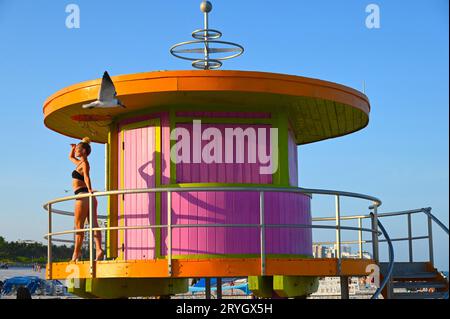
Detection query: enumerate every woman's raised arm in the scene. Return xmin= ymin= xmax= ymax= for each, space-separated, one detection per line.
xmin=69 ymin=144 xmax=79 ymax=165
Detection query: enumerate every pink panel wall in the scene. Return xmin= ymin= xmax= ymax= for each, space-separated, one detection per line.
xmin=118 ymin=113 xmax=171 ymax=185
xmin=118 ymin=112 xmax=312 ymax=260
xmin=175 ymin=123 xmax=273 ymax=184
xmin=120 ymin=125 xmax=156 ymax=260
xmin=159 ymin=191 xmax=312 ymax=256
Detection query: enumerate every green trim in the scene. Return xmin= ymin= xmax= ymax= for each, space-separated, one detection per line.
xmin=106 ymin=132 xmax=110 ymax=190
xmin=248 ymin=275 xmax=319 ymax=298
xmin=144 ymin=183 xmax=312 ymax=198
xmin=160 ymin=253 xmax=313 ymax=259
xmin=67 ymin=279 xmax=97 ymax=299
xmin=114 ymin=106 xmax=170 ymax=123
xmin=82 ymin=278 xmax=188 ymax=298
xmin=273 ymin=275 xmax=319 ymax=297
xmin=287 ymin=127 xmax=297 ymax=187
xmin=106 ymin=121 xmax=118 ymax=259
xmin=273 ymin=110 xmax=290 ymax=186
xmin=119 ymin=120 xmax=158 ymax=131
xmin=169 ymin=109 xmax=177 ymax=184
xmin=248 ymin=276 xmax=274 ymax=298
xmin=114 ymin=105 xmax=274 ymax=126
xmin=106 ymin=129 xmax=111 ymax=257
xmin=154 ymin=121 xmax=161 ymax=259
xmin=159 ymin=182 xmax=298 ymax=188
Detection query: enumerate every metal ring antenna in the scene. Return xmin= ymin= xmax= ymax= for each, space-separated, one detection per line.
xmin=170 ymin=1 xmax=244 ymax=70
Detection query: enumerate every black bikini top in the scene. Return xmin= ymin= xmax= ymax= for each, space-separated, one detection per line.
xmin=72 ymin=170 xmax=84 ymax=181
xmin=72 ymin=161 xmax=85 ymax=181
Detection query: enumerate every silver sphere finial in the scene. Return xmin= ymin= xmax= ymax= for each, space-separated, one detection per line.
xmin=170 ymin=0 xmax=244 ymax=70
xmin=200 ymin=1 xmax=212 ymax=13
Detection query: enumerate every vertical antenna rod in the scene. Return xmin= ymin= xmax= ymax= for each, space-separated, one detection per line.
xmin=201 ymin=1 xmax=212 ymax=69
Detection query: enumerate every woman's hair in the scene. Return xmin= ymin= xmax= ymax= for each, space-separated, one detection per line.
xmin=78 ymin=137 xmax=91 ymax=156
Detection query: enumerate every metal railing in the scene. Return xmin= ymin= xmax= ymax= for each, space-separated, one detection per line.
xmin=371 ymin=217 xmax=394 ymax=299
xmin=313 ymin=206 xmax=449 ymax=298
xmin=375 ymin=207 xmax=448 ymax=299
xmin=376 ymin=207 xmax=448 ymax=265
xmin=313 ymin=207 xmax=449 ymax=263
xmin=43 ymin=186 xmax=393 ymax=298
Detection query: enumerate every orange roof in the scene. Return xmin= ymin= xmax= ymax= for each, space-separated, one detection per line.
xmin=43 ymin=70 xmax=370 ymax=144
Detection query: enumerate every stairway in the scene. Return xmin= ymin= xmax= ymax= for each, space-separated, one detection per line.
xmin=380 ymin=262 xmax=449 ymax=299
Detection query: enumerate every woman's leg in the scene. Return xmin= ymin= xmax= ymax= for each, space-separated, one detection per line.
xmin=87 ymin=197 xmax=104 ymax=260
xmin=72 ymin=199 xmax=88 ymax=261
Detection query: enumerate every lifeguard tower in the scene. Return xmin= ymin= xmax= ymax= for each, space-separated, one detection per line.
xmin=43 ymin=2 xmax=448 ymax=299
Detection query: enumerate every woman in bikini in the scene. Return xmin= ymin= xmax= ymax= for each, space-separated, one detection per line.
xmin=70 ymin=137 xmax=104 ymax=261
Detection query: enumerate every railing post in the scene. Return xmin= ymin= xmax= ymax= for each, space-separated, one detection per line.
xmin=167 ymin=191 xmax=172 ymax=276
xmin=216 ymin=277 xmax=222 ymax=299
xmin=335 ymin=195 xmax=342 ymax=273
xmin=205 ymin=278 xmax=211 ymax=299
xmin=340 ymin=276 xmax=349 ymax=299
xmin=371 ymin=205 xmax=379 ymax=264
xmin=259 ymin=191 xmax=266 ymax=276
xmin=104 ymin=219 xmax=108 ymax=257
xmin=47 ymin=204 xmax=52 ymax=279
xmin=407 ymin=213 xmax=413 ymax=263
xmin=427 ymin=211 xmax=434 ymax=266
xmin=89 ymin=194 xmax=94 ymax=277
xmin=385 ymin=276 xmax=393 ymax=300
xmin=358 ymin=218 xmax=363 ymax=259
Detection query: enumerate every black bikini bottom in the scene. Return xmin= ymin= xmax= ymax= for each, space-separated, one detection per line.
xmin=74 ymin=187 xmax=89 ymax=195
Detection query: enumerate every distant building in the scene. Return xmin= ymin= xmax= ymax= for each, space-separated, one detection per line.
xmin=326 ymin=247 xmax=335 ymax=258
xmin=362 ymin=251 xmax=372 ymax=259
xmin=313 ymin=244 xmax=327 ymax=258
xmin=341 ymin=245 xmax=352 ymax=254
xmin=312 ymin=244 xmax=372 ymax=260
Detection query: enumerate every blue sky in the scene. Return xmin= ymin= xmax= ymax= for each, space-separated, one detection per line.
xmin=0 ymin=1 xmax=448 ymax=269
